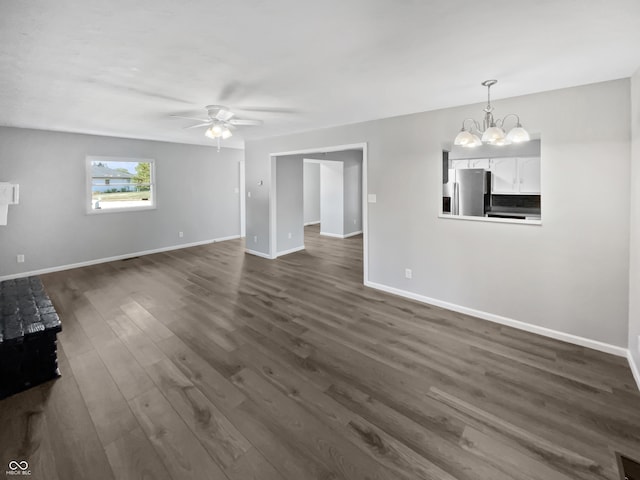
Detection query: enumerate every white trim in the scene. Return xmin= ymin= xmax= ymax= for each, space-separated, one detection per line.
xmin=271 ymin=143 xmax=370 ymax=157
xmin=276 ymin=245 xmax=305 ymax=257
xmin=304 ymin=221 xmax=320 ymax=226
xmin=438 ymin=213 xmax=542 ymax=226
xmin=0 ymin=235 xmax=242 ymax=282
xmin=245 ymin=248 xmax=274 ymax=259
xmin=628 ymin=351 xmax=640 ymax=391
xmin=364 ymin=280 xmax=628 ymax=357
xmin=239 ymin=160 xmax=246 ymax=238
xmin=269 ymin=156 xmax=277 ymax=259
xmin=362 ymin=143 xmax=368 ymax=284
xmin=320 ymin=230 xmax=363 ymax=239
xmin=303 ymin=158 xmax=343 ymax=164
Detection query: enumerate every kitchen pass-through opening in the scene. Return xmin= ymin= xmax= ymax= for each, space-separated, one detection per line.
xmin=441 ymin=138 xmax=541 ymax=224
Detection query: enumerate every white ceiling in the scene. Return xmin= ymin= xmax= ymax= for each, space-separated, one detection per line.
xmin=1 ymin=0 xmax=640 ymax=149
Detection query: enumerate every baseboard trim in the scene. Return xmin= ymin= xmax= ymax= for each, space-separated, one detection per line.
xmin=320 ymin=230 xmax=363 ymax=239
xmin=364 ymin=280 xmax=628 ymax=358
xmin=628 ymin=351 xmax=640 ymax=391
xmin=304 ymin=221 xmax=320 ymax=226
xmin=276 ymin=245 xmax=305 ymax=257
xmin=0 ymin=235 xmax=242 ymax=282
xmin=245 ymin=248 xmax=274 ymax=259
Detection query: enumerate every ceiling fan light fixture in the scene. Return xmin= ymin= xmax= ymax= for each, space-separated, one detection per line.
xmin=174 ymin=105 xmax=262 ymax=150
xmin=204 ymin=127 xmax=217 ymax=139
xmin=205 ymin=123 xmax=228 ymax=139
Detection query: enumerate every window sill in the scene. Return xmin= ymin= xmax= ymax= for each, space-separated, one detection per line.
xmin=87 ymin=205 xmax=156 ymax=215
xmin=438 ymin=213 xmax=542 ymax=226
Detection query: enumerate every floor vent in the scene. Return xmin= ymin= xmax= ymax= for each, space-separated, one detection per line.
xmin=617 ymin=453 xmax=640 ymax=480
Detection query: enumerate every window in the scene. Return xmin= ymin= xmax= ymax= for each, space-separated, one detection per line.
xmin=87 ymin=156 xmax=155 ymax=213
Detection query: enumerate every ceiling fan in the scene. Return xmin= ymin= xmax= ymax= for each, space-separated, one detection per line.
xmin=171 ymin=105 xmax=263 ymax=150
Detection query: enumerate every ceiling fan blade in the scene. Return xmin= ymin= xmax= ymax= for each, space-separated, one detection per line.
xmin=236 ymin=105 xmax=301 ymax=114
xmin=171 ymin=115 xmax=210 ymax=122
xmin=184 ymin=122 xmax=212 ymax=129
xmin=215 ymin=108 xmax=235 ymax=122
xmin=229 ymin=119 xmax=263 ymax=126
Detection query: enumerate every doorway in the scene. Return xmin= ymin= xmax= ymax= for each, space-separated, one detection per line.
xmin=268 ymin=143 xmax=368 ymax=283
xmin=303 ymin=157 xmax=363 ymax=239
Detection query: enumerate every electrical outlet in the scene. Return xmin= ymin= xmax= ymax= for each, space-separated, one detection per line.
xmin=17 ymin=254 xmax=25 ymax=263
xmin=288 ymin=232 xmax=292 ymax=239
xmin=247 ymin=191 xmax=252 ymax=198
xmin=179 ymin=231 xmax=183 ymax=238
xmin=405 ymin=268 xmax=412 ymax=279
xmin=253 ymin=236 xmax=258 ymax=243
xmin=353 ymin=219 xmax=357 ymax=225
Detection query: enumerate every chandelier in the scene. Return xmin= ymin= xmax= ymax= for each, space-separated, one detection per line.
xmin=454 ymin=80 xmax=530 ymax=148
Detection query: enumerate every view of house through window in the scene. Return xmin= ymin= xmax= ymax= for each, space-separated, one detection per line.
xmin=87 ymin=156 xmax=155 ymax=212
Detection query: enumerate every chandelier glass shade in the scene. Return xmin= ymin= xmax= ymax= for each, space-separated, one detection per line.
xmin=204 ymin=122 xmax=233 ymax=151
xmin=204 ymin=123 xmax=233 ymax=140
xmin=454 ymin=80 xmax=530 ymax=148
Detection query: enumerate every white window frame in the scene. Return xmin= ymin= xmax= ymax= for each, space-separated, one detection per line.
xmin=86 ymin=156 xmax=156 ymax=214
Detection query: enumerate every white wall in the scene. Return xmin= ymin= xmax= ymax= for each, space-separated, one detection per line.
xmin=307 ymin=150 xmax=363 ymax=237
xmin=275 ymin=155 xmax=304 ymax=255
xmin=303 ymin=162 xmax=320 ymax=225
xmin=245 ymin=79 xmax=631 ymax=349
xmin=629 ymin=67 xmax=640 ymax=377
xmin=0 ymin=127 xmax=243 ymax=278
xmin=320 ymin=161 xmax=344 ymax=236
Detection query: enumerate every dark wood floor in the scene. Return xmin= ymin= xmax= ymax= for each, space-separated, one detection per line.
xmin=1 ymin=225 xmax=639 ymax=480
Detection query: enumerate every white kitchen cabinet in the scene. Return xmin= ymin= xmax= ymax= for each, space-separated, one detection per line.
xmin=518 ymin=157 xmax=541 ymax=194
xmin=451 ymin=159 xmax=468 ymax=170
xmin=451 ymin=159 xmax=490 ymax=170
xmin=490 ymin=157 xmax=540 ymax=194
xmin=491 ymin=158 xmax=518 ymax=193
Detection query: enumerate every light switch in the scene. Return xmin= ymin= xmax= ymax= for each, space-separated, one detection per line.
xmin=368 ymin=194 xmax=377 ymax=203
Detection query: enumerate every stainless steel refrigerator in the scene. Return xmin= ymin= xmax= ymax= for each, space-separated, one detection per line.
xmin=443 ymin=168 xmax=488 ymax=216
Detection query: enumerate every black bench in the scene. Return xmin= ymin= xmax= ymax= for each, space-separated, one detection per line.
xmin=0 ymin=276 xmax=62 ymax=399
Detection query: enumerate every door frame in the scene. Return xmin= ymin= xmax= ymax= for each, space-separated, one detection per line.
xmin=268 ymin=142 xmax=368 ymax=283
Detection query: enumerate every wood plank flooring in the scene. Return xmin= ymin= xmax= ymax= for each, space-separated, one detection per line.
xmin=1 ymin=224 xmax=639 ymax=480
